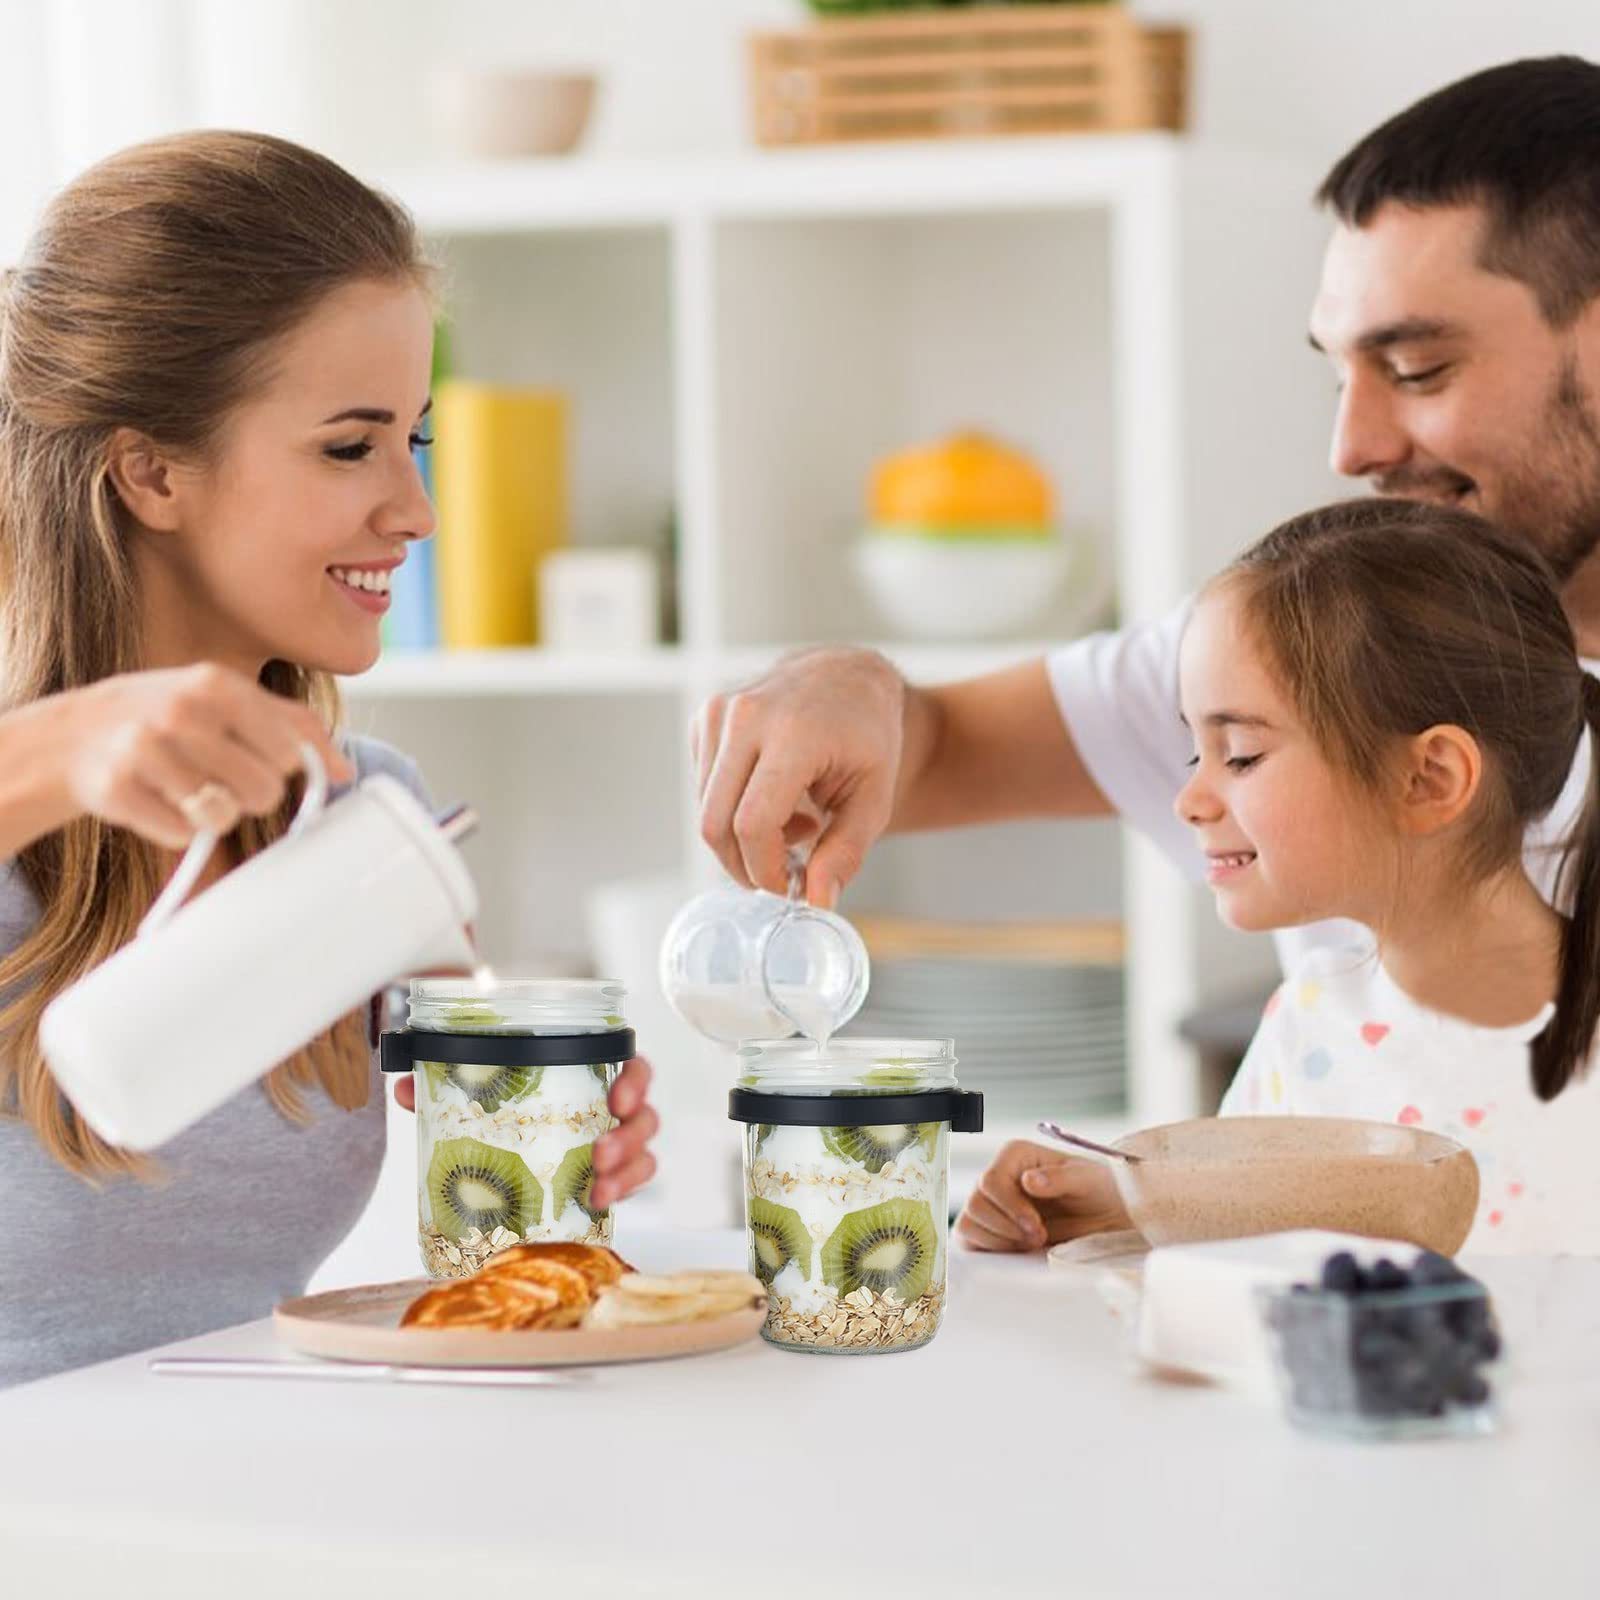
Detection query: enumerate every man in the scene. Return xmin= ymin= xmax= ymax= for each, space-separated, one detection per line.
xmin=692 ymin=57 xmax=1600 ymax=1250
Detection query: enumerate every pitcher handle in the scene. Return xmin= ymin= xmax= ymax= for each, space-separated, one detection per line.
xmin=136 ymin=742 xmax=331 ymax=940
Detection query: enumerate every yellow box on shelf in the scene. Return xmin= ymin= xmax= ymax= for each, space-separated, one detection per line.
xmin=433 ymin=379 xmax=567 ymax=648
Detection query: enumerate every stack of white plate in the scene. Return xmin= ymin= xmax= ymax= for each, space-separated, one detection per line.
xmin=842 ymin=956 xmax=1126 ymax=1121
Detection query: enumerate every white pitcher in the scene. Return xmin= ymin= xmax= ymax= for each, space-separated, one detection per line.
xmin=40 ymin=748 xmax=479 ymax=1151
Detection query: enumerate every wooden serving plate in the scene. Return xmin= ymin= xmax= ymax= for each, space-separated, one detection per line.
xmin=274 ymin=1277 xmax=768 ymax=1369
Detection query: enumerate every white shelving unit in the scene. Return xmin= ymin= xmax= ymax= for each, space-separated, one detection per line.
xmin=340 ymin=136 xmax=1342 ymax=1221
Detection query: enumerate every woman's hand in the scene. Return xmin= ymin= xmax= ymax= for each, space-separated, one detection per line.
xmin=56 ymin=663 xmax=353 ymax=849
xmin=589 ymin=1056 xmax=658 ymax=1208
xmin=392 ymin=1056 xmax=659 ymax=1209
xmin=956 ymin=1140 xmax=1131 ymax=1252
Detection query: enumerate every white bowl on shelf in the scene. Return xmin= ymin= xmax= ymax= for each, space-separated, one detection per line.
xmin=427 ymin=69 xmax=598 ymax=159
xmin=853 ymin=532 xmax=1071 ymax=640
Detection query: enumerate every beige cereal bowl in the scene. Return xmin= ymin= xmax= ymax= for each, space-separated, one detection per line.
xmin=1111 ymin=1116 xmax=1480 ymax=1256
xmin=427 ymin=69 xmax=597 ymax=159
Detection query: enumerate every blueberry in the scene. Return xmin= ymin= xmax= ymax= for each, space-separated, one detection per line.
xmin=1412 ymin=1317 xmax=1461 ymax=1366
xmin=1476 ymin=1325 xmax=1503 ymax=1362
xmin=1356 ymin=1367 xmax=1416 ymax=1417
xmin=1353 ymin=1325 xmax=1406 ymax=1370
xmin=1447 ymin=1295 xmax=1492 ymax=1343
xmin=1321 ymin=1251 xmax=1365 ymax=1295
xmin=1388 ymin=1305 xmax=1425 ymax=1340
xmin=1354 ymin=1300 xmax=1421 ymax=1346
xmin=1412 ymin=1251 xmax=1465 ymax=1287
xmin=1449 ymin=1370 xmax=1491 ymax=1408
xmin=1370 ymin=1258 xmax=1411 ymax=1292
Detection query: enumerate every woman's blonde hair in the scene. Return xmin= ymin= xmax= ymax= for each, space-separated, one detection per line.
xmin=0 ymin=130 xmax=431 ymax=1181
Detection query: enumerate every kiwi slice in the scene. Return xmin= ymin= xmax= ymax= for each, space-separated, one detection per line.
xmin=821 ymin=1123 xmax=922 ymax=1173
xmin=916 ymin=1123 xmax=941 ymax=1160
xmin=588 ymin=1063 xmax=613 ymax=1089
xmin=862 ymin=1064 xmax=922 ymax=1088
xmin=426 ymin=1136 xmax=544 ymax=1241
xmin=821 ymin=1198 xmax=937 ymax=1304
xmin=419 ymin=1059 xmax=542 ymax=1113
xmin=439 ymin=1000 xmax=505 ymax=1030
xmin=748 ymin=1195 xmax=813 ymax=1285
xmin=551 ymin=1141 xmax=606 ymax=1222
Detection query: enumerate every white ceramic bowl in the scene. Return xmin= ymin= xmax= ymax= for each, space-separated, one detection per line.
xmin=427 ymin=69 xmax=597 ymax=159
xmin=854 ymin=534 xmax=1070 ymax=640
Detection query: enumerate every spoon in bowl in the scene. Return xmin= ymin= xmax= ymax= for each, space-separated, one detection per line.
xmin=1036 ymin=1119 xmax=1142 ymax=1165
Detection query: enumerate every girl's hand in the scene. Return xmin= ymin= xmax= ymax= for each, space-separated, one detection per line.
xmin=58 ymin=663 xmax=354 ymax=849
xmin=956 ymin=1141 xmax=1131 ymax=1252
xmin=391 ymin=1056 xmax=659 ymax=1210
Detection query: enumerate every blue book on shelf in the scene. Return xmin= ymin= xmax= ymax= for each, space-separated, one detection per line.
xmin=386 ymin=445 xmax=440 ymax=650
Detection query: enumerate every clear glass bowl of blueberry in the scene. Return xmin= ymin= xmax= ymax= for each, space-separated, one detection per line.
xmin=1256 ymin=1249 xmax=1502 ymax=1440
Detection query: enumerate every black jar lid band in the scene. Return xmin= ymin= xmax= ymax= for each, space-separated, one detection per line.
xmin=728 ymin=1086 xmax=983 ymax=1133
xmin=381 ymin=1028 xmax=636 ymax=1072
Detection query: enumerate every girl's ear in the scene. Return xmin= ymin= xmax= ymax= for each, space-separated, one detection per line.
xmin=106 ymin=428 xmax=183 ymax=533
xmin=1395 ymin=724 xmax=1482 ymax=836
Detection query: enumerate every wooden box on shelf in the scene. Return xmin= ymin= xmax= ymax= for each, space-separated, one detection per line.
xmin=748 ymin=5 xmax=1190 ymax=149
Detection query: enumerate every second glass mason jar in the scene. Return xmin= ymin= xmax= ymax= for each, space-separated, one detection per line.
xmin=381 ymin=978 xmax=632 ymax=1278
xmin=728 ymin=1039 xmax=983 ymax=1354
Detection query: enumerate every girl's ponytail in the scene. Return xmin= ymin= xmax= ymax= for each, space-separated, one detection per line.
xmin=1533 ymin=672 xmax=1600 ymax=1099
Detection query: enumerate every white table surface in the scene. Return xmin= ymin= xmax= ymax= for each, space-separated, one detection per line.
xmin=2 ymin=1231 xmax=1598 ymax=1600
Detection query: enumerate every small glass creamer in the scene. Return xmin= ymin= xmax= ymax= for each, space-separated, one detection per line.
xmin=659 ymin=873 xmax=870 ymax=1047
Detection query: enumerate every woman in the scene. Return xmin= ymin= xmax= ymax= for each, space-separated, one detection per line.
xmin=0 ymin=130 xmax=658 ymax=1388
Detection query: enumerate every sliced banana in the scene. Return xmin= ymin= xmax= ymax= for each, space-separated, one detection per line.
xmin=612 ymin=1269 xmax=764 ymax=1300
xmin=584 ymin=1268 xmax=766 ymax=1329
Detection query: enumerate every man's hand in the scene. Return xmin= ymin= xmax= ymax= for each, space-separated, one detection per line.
xmin=693 ymin=647 xmax=908 ymax=907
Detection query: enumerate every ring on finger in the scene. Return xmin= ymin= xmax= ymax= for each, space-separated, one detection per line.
xmin=177 ymin=780 xmax=239 ymax=832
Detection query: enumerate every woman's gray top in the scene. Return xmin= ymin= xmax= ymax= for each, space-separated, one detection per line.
xmin=0 ymin=736 xmax=429 ymax=1389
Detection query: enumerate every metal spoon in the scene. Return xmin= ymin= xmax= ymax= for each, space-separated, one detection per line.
xmin=150 ymin=1357 xmax=586 ymax=1388
xmin=1036 ymin=1119 xmax=1142 ymax=1165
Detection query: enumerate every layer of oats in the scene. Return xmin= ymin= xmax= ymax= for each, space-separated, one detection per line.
xmin=763 ymin=1283 xmax=945 ymax=1352
xmin=427 ymin=1099 xmax=614 ymax=1147
xmin=420 ymin=1219 xmax=613 ymax=1280
xmin=749 ymin=1154 xmax=935 ymax=1209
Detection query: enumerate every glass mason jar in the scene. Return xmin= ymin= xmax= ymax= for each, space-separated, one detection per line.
xmin=729 ymin=1038 xmax=983 ymax=1354
xmin=381 ymin=978 xmax=632 ymax=1278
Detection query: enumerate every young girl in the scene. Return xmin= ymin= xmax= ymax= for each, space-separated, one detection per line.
xmin=959 ymin=497 xmax=1600 ymax=1256
xmin=0 ymin=132 xmax=658 ymax=1388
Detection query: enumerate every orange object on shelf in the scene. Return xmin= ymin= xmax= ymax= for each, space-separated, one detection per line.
xmin=433 ymin=380 xmax=567 ymax=649
xmin=869 ymin=430 xmax=1055 ymax=530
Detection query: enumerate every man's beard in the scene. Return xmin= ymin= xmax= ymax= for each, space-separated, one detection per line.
xmin=1375 ymin=353 xmax=1600 ymax=583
